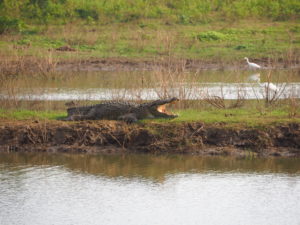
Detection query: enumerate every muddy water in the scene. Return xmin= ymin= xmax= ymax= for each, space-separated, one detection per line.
xmin=1 ymin=69 xmax=299 ymax=101
xmin=0 ymin=153 xmax=300 ymax=225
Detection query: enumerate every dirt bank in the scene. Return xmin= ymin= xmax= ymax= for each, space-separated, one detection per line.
xmin=2 ymin=56 xmax=299 ymax=76
xmin=54 ymin=58 xmax=228 ymax=71
xmin=55 ymin=57 xmax=300 ymax=72
xmin=0 ymin=120 xmax=299 ymax=157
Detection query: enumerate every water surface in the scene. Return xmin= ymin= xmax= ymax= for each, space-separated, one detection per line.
xmin=1 ymin=69 xmax=299 ymax=101
xmin=0 ymin=153 xmax=300 ymax=225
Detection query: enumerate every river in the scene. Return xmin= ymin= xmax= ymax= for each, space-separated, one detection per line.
xmin=0 ymin=153 xmax=300 ymax=225
xmin=1 ymin=69 xmax=299 ymax=101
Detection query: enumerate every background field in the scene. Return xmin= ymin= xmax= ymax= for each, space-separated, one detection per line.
xmin=0 ymin=0 xmax=300 ymax=63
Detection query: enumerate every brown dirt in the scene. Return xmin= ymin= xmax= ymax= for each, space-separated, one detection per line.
xmin=54 ymin=58 xmax=221 ymax=71
xmin=56 ymin=45 xmax=76 ymax=52
xmin=0 ymin=120 xmax=299 ymax=157
xmin=55 ymin=57 xmax=300 ymax=72
xmin=2 ymin=56 xmax=299 ymax=76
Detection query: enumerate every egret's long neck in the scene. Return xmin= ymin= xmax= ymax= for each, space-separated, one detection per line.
xmin=245 ymin=58 xmax=250 ymax=63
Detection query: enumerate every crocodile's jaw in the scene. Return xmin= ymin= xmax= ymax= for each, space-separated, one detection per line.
xmin=156 ymin=102 xmax=177 ymax=117
xmin=157 ymin=105 xmax=166 ymax=113
xmin=157 ymin=105 xmax=174 ymax=115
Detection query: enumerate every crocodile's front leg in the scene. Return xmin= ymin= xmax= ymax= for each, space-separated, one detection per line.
xmin=66 ymin=108 xmax=98 ymax=121
xmin=118 ymin=113 xmax=138 ymax=123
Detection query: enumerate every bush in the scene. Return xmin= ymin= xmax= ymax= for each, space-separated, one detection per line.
xmin=0 ymin=0 xmax=300 ymax=25
xmin=75 ymin=9 xmax=99 ymax=21
xmin=196 ymin=31 xmax=228 ymax=41
xmin=21 ymin=0 xmax=71 ymax=24
xmin=0 ymin=16 xmax=25 ymax=34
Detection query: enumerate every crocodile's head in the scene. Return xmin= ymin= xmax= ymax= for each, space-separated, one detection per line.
xmin=147 ymin=97 xmax=179 ymax=118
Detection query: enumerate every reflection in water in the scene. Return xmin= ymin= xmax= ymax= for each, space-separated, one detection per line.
xmin=1 ymin=153 xmax=300 ymax=180
xmin=1 ymin=153 xmax=300 ymax=225
xmin=1 ymin=69 xmax=299 ymax=101
xmin=0 ymin=83 xmax=299 ymax=100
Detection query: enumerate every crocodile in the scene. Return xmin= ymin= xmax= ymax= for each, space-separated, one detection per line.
xmin=62 ymin=97 xmax=179 ymax=123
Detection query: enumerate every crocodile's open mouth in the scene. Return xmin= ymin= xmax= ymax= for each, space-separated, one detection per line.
xmin=157 ymin=99 xmax=179 ymax=116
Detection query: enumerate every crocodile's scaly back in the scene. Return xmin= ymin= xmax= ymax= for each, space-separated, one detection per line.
xmin=67 ymin=101 xmax=138 ymax=116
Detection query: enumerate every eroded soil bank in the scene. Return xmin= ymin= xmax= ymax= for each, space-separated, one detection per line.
xmin=0 ymin=120 xmax=299 ymax=157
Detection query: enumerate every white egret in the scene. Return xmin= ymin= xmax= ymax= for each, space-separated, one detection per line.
xmin=244 ymin=57 xmax=261 ymax=70
xmin=259 ymin=82 xmax=278 ymax=92
xmin=247 ymin=73 xmax=260 ymax=82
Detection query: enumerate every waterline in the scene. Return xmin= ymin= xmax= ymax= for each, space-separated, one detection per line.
xmin=1 ymin=82 xmax=299 ymax=101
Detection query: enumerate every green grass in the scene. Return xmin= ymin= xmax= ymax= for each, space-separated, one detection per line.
xmin=1 ymin=0 xmax=299 ymax=25
xmin=1 ymin=108 xmax=298 ymax=127
xmin=1 ymin=21 xmax=299 ymax=63
xmin=143 ymin=108 xmax=300 ymax=127
xmin=171 ymin=109 xmax=300 ymax=126
xmin=1 ymin=0 xmax=299 ymax=64
xmin=0 ymin=109 xmax=66 ymax=120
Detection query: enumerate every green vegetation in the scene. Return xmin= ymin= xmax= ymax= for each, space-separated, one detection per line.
xmin=0 ymin=0 xmax=299 ymax=63
xmin=1 ymin=108 xmax=299 ymax=127
xmin=1 ymin=0 xmax=299 ymax=25
xmin=196 ymin=31 xmax=230 ymax=41
xmin=0 ymin=16 xmax=25 ymax=34
xmin=147 ymin=108 xmax=300 ymax=127
xmin=1 ymin=21 xmax=299 ymax=62
xmin=0 ymin=109 xmax=66 ymax=120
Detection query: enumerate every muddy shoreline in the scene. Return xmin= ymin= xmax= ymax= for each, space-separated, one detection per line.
xmin=2 ymin=56 xmax=300 ymax=75
xmin=55 ymin=58 xmax=231 ymax=71
xmin=55 ymin=57 xmax=300 ymax=72
xmin=0 ymin=120 xmax=299 ymax=157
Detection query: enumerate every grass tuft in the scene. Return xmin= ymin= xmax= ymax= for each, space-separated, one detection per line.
xmin=0 ymin=109 xmax=66 ymax=120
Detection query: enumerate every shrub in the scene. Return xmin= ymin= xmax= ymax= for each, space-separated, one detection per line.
xmin=196 ymin=31 xmax=228 ymax=41
xmin=0 ymin=16 xmax=25 ymax=34
xmin=234 ymin=45 xmax=247 ymax=50
xmin=21 ymin=0 xmax=71 ymax=24
xmin=75 ymin=9 xmax=99 ymax=21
